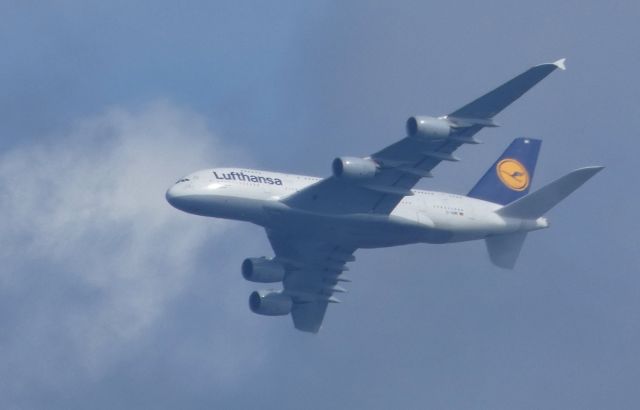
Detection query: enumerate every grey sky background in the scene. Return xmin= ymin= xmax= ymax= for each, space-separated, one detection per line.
xmin=1 ymin=1 xmax=638 ymax=409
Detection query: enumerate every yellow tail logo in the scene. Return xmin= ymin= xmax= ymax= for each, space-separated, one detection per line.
xmin=496 ymin=158 xmax=529 ymax=191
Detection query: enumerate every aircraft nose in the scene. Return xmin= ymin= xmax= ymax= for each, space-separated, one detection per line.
xmin=165 ymin=184 xmax=184 ymax=209
xmin=166 ymin=181 xmax=206 ymax=215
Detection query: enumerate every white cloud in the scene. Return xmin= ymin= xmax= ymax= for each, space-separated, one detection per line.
xmin=0 ymin=101 xmax=268 ymax=398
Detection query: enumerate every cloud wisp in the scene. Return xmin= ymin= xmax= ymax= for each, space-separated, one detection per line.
xmin=0 ymin=101 xmax=259 ymax=400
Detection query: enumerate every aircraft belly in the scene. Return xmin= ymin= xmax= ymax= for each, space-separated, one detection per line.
xmin=181 ymin=193 xmax=521 ymax=248
xmin=427 ymin=213 xmax=508 ymax=242
xmin=174 ymin=194 xmax=268 ymax=223
xmin=262 ymin=204 xmax=455 ymax=248
xmin=184 ymin=195 xmax=518 ymax=248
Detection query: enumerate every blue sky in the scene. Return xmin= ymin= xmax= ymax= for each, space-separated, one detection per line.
xmin=1 ymin=1 xmax=639 ymax=409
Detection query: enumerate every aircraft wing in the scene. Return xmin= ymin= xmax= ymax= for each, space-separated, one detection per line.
xmin=284 ymin=59 xmax=565 ymax=215
xmin=267 ymin=228 xmax=355 ymax=333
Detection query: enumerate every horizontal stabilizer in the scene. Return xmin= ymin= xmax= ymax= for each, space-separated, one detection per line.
xmin=497 ymin=166 xmax=604 ymax=219
xmin=486 ymin=232 xmax=528 ymax=269
xmin=449 ymin=59 xmax=565 ymax=120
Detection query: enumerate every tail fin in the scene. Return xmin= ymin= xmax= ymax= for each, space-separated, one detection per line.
xmin=468 ymin=138 xmax=542 ymax=205
xmin=497 ymin=166 xmax=604 ymax=219
xmin=486 ymin=232 xmax=528 ymax=269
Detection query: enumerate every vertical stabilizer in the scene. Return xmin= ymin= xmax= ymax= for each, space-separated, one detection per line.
xmin=468 ymin=138 xmax=541 ymax=205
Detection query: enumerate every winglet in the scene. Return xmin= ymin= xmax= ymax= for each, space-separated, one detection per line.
xmin=534 ymin=58 xmax=567 ymax=71
xmin=553 ymin=58 xmax=567 ymax=71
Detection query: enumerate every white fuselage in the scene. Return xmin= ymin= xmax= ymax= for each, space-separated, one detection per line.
xmin=166 ymin=168 xmax=548 ymax=248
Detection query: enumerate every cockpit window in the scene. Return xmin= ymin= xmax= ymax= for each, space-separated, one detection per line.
xmin=175 ymin=178 xmax=190 ymax=183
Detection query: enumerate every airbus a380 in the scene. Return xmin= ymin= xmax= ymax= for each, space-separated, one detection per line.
xmin=166 ymin=59 xmax=602 ymax=333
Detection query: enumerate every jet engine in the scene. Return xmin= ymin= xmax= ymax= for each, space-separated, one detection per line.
xmin=406 ymin=116 xmax=452 ymax=139
xmin=242 ymin=257 xmax=285 ymax=283
xmin=249 ymin=290 xmax=293 ymax=316
xmin=332 ymin=157 xmax=378 ymax=180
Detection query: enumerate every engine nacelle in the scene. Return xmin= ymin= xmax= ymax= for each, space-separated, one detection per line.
xmin=242 ymin=257 xmax=285 ymax=283
xmin=332 ymin=157 xmax=378 ymax=180
xmin=406 ymin=116 xmax=452 ymax=139
xmin=249 ymin=290 xmax=293 ymax=316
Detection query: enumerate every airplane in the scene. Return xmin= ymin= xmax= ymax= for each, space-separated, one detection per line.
xmin=166 ymin=58 xmax=603 ymax=333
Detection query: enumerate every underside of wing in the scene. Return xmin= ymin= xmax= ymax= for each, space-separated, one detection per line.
xmin=283 ymin=60 xmax=565 ymax=216
xmin=266 ymin=229 xmax=355 ymax=333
